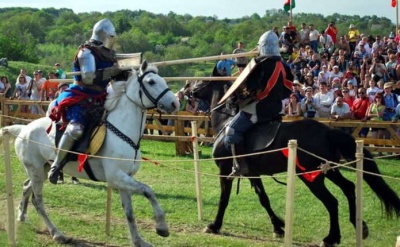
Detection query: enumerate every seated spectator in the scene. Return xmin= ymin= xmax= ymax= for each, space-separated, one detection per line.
xmin=366 ymin=93 xmax=386 ymax=140
xmin=331 ymin=96 xmax=351 ymax=121
xmin=301 ymin=86 xmax=318 ymax=118
xmin=366 ymin=79 xmax=380 ymax=103
xmin=351 ymin=87 xmax=370 ymax=137
xmin=285 ymin=93 xmax=301 ymax=117
xmin=314 ymin=81 xmax=334 ymax=118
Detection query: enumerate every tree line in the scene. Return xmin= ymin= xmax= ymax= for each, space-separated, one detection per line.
xmin=0 ymin=7 xmax=394 ymax=77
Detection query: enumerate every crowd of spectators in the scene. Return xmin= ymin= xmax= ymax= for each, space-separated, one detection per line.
xmin=279 ymin=21 xmax=400 ymax=142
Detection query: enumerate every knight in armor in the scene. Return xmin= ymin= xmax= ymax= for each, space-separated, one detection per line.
xmin=48 ymin=18 xmax=122 ymax=184
xmin=224 ymin=30 xmax=294 ymax=178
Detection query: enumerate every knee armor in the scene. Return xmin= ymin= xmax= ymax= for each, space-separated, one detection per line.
xmin=65 ymin=122 xmax=84 ymax=140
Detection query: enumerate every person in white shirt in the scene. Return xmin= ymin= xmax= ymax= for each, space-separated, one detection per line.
xmin=308 ymin=24 xmax=320 ymax=53
xmin=319 ymin=30 xmax=334 ymax=54
xmin=314 ymin=81 xmax=334 ymax=118
xmin=366 ymin=79 xmax=380 ymax=103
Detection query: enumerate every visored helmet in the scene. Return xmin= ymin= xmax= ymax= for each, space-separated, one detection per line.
xmin=90 ymin=19 xmax=116 ymax=49
xmin=258 ymin=30 xmax=280 ymax=57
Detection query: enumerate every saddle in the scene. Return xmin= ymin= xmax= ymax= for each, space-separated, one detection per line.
xmin=244 ymin=121 xmax=281 ymax=152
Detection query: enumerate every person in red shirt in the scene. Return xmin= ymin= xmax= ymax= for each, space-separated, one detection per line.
xmin=351 ymin=87 xmax=370 ymax=137
xmin=325 ymin=22 xmax=338 ymax=46
xmin=40 ymin=72 xmax=60 ymax=101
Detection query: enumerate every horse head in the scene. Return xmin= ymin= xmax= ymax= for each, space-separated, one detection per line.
xmin=125 ymin=60 xmax=179 ymax=113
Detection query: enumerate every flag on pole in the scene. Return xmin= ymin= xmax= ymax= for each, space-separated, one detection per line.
xmin=284 ymin=0 xmax=296 ymax=12
xmin=392 ymin=0 xmax=397 ymax=8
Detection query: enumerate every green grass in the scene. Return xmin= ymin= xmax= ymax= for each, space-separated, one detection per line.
xmin=0 ymin=140 xmax=399 ymax=247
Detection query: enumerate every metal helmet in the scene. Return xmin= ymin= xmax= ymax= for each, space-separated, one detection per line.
xmin=258 ymin=30 xmax=280 ymax=57
xmin=90 ymin=19 xmax=116 ymax=49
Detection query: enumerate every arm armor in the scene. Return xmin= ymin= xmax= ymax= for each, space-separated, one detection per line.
xmin=77 ymin=48 xmax=96 ymax=85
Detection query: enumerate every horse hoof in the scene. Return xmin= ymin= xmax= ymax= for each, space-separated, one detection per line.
xmin=156 ymin=229 xmax=169 ymax=237
xmin=273 ymin=232 xmax=284 ymax=238
xmin=320 ymin=241 xmax=338 ymax=247
xmin=53 ymin=233 xmax=72 ymax=244
xmin=203 ymin=226 xmax=219 ymax=234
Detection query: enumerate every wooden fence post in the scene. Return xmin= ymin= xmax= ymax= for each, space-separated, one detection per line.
xmin=284 ymin=139 xmax=297 ymax=247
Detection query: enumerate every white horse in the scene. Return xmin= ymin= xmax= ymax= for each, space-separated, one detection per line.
xmin=2 ymin=61 xmax=179 ymax=247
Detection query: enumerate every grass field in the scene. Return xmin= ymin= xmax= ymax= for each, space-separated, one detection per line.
xmin=0 ymin=139 xmax=399 ymax=247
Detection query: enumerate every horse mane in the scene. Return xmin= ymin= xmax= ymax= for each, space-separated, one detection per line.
xmin=104 ymin=64 xmax=160 ymax=111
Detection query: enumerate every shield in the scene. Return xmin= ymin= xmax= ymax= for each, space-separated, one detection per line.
xmin=116 ymin=52 xmax=143 ymax=69
xmin=218 ymin=58 xmax=258 ymax=105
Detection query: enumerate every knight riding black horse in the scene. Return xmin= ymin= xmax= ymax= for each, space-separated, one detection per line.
xmin=190 ymin=72 xmax=400 ymax=246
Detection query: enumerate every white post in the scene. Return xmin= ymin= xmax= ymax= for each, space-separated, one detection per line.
xmin=355 ymin=140 xmax=364 ymax=247
xmin=105 ymin=187 xmax=112 ymax=236
xmin=284 ymin=139 xmax=297 ymax=247
xmin=191 ymin=121 xmax=203 ymax=220
xmin=3 ymin=129 xmax=16 ymax=247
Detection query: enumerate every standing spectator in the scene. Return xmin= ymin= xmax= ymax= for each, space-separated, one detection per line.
xmin=331 ymin=96 xmax=351 ymax=121
xmin=216 ymin=53 xmax=236 ymax=76
xmin=336 ymin=36 xmax=351 ymax=55
xmin=16 ymin=68 xmax=32 ymax=85
xmin=40 ymin=72 xmax=60 ymax=101
xmin=351 ymin=87 xmax=370 ymax=137
xmin=232 ymin=42 xmax=247 ymax=74
xmin=299 ymin=22 xmax=310 ymax=46
xmin=320 ymin=30 xmax=334 ymax=55
xmin=54 ymin=63 xmax=67 ymax=79
xmin=280 ymin=26 xmax=295 ymax=54
xmin=325 ymin=21 xmax=338 ymax=45
xmin=28 ymin=70 xmax=46 ymax=114
xmin=309 ymin=24 xmax=320 ymax=53
xmin=386 ymin=54 xmax=398 ymax=80
xmin=314 ymin=81 xmax=334 ymax=118
xmin=369 ymin=57 xmax=388 ymax=83
xmin=11 ymin=75 xmax=30 ymax=113
xmin=348 ymin=24 xmax=360 ymax=54
xmin=0 ymin=76 xmax=11 ymax=97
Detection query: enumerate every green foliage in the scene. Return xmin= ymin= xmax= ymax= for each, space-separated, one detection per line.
xmin=0 ymin=7 xmax=395 ymax=77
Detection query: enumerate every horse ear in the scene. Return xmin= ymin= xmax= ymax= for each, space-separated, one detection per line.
xmin=140 ymin=60 xmax=148 ymax=72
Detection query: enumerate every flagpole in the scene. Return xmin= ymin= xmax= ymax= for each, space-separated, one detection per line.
xmin=397 ymin=0 xmax=399 ymax=35
xmin=290 ymin=0 xmax=293 ymax=22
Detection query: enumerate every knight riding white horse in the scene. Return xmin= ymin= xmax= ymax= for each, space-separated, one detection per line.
xmin=1 ymin=18 xmax=180 ymax=247
xmin=48 ymin=18 xmax=123 ymax=184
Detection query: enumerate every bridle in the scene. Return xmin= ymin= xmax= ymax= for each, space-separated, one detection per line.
xmin=136 ymin=71 xmax=171 ymax=109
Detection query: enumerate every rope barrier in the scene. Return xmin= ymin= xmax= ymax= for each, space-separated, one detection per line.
xmin=3 ymin=127 xmax=400 ymax=181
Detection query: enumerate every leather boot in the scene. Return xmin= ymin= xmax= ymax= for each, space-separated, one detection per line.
xmin=48 ymin=133 xmax=76 ymax=184
xmin=228 ymin=143 xmax=249 ymax=179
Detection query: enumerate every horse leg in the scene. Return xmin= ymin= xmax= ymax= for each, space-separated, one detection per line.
xmin=300 ymin=176 xmax=341 ymax=246
xmin=250 ymin=178 xmax=285 ymax=237
xmin=326 ymin=170 xmax=369 ymax=239
xmin=17 ymin=179 xmax=32 ymax=222
xmin=119 ymin=190 xmax=153 ymax=247
xmin=28 ymin=174 xmax=71 ymax=243
xmin=204 ymin=166 xmax=234 ymax=234
xmin=111 ymin=173 xmax=169 ymax=245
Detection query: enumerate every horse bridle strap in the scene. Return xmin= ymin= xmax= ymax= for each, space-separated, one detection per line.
xmin=138 ymin=71 xmax=171 ymax=108
xmin=103 ymin=119 xmax=140 ymax=150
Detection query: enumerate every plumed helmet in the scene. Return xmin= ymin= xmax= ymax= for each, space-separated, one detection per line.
xmin=258 ymin=30 xmax=280 ymax=57
xmin=90 ymin=19 xmax=116 ymax=49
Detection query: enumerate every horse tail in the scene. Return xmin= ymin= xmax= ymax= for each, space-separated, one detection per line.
xmin=0 ymin=125 xmax=25 ymax=149
xmin=328 ymin=128 xmax=400 ymax=218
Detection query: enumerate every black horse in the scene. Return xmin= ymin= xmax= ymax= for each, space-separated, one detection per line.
xmin=190 ymin=77 xmax=400 ymax=247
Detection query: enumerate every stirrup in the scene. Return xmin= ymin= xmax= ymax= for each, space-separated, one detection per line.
xmin=227 ymin=166 xmax=248 ymax=180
